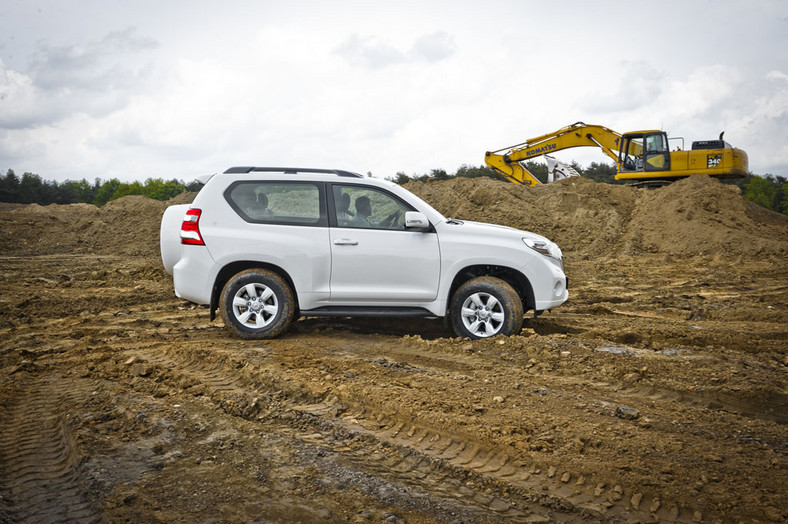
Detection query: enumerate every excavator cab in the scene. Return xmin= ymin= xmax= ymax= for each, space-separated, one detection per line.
xmin=618 ymin=131 xmax=671 ymax=173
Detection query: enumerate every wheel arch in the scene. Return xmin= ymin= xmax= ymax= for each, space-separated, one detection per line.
xmin=210 ymin=261 xmax=299 ymax=320
xmin=447 ymin=265 xmax=535 ymax=314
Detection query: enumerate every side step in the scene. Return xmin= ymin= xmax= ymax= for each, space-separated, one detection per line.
xmin=301 ymin=306 xmax=435 ymax=318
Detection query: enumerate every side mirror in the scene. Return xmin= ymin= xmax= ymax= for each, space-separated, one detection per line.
xmin=404 ymin=211 xmax=430 ymax=229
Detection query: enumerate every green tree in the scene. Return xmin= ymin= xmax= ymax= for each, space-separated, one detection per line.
xmin=93 ymin=179 xmax=121 ymax=206
xmin=743 ymin=175 xmax=779 ymax=211
xmin=455 ymin=164 xmax=504 ymax=181
xmin=429 ymin=168 xmax=448 ymax=181
xmin=386 ymin=172 xmax=411 ymax=185
xmin=143 ymin=178 xmax=185 ymax=201
xmin=523 ymin=161 xmax=548 ymax=184
xmin=51 ymin=179 xmax=92 ymax=204
xmin=18 ymin=172 xmax=60 ymax=204
xmin=580 ymin=162 xmax=618 ymax=184
xmin=110 ymin=181 xmax=144 ymax=200
xmin=782 ymin=184 xmax=788 ymax=214
xmin=0 ymin=169 xmax=21 ymax=202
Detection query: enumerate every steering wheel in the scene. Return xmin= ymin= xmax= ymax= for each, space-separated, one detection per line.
xmin=382 ymin=210 xmax=401 ymax=229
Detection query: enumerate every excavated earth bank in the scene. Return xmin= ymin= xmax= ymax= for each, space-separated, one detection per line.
xmin=0 ymin=176 xmax=786 ymax=523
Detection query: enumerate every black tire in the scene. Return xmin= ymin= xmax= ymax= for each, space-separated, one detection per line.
xmin=450 ymin=276 xmax=523 ymax=339
xmin=219 ymin=269 xmax=295 ymax=339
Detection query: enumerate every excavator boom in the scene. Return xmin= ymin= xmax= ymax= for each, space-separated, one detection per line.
xmin=485 ymin=122 xmax=622 ymax=186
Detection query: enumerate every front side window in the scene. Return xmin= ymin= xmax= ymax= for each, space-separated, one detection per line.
xmin=332 ymin=185 xmax=411 ymax=230
xmin=226 ymin=182 xmax=325 ymax=225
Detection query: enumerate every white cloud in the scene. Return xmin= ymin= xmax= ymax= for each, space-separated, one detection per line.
xmin=412 ymin=32 xmax=455 ymax=62
xmin=766 ymin=70 xmax=788 ymax=81
xmin=657 ymin=66 xmax=741 ymax=122
xmin=335 ymin=31 xmax=455 ymax=69
xmin=0 ymin=28 xmax=157 ymax=130
xmin=579 ymin=61 xmax=667 ymax=114
xmin=28 ymin=27 xmax=157 ymax=90
xmin=335 ymin=34 xmax=409 ymax=69
xmin=0 ymin=63 xmax=41 ymax=128
xmin=0 ymin=1 xmax=786 ymax=181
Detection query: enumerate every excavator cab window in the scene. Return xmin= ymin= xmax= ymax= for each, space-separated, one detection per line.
xmin=643 ymin=132 xmax=670 ymax=172
xmin=618 ymin=132 xmax=670 ymax=172
xmin=619 ymin=136 xmax=644 ymax=171
xmin=644 ymin=134 xmax=666 ymax=154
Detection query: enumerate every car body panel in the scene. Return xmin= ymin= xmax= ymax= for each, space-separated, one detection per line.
xmin=328 ymin=227 xmax=441 ymax=302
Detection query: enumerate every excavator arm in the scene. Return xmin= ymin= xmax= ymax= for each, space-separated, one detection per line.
xmin=485 ymin=122 xmax=624 ymax=186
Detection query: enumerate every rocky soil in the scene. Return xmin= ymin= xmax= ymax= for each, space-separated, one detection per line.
xmin=0 ymin=175 xmax=786 ymax=523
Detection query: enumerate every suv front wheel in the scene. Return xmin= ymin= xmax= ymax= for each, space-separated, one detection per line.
xmin=450 ymin=277 xmax=523 ymax=339
xmin=220 ymin=269 xmax=295 ymax=339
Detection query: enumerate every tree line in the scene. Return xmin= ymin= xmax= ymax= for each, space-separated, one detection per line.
xmin=0 ymin=170 xmax=203 ymax=207
xmin=1 ymin=164 xmax=786 ymax=215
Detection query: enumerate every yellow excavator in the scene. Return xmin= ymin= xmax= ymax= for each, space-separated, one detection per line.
xmin=484 ymin=122 xmax=749 ymax=187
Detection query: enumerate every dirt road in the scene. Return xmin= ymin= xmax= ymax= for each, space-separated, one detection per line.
xmin=1 ymin=176 xmax=786 ymax=522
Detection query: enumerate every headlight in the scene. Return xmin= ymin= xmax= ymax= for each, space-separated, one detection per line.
xmin=522 ymin=238 xmax=551 ymax=256
xmin=522 ymin=237 xmax=563 ymax=268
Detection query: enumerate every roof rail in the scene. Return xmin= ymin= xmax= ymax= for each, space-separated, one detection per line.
xmin=223 ymin=166 xmax=363 ymax=178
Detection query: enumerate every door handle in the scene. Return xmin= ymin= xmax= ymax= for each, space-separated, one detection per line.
xmin=333 ymin=238 xmax=358 ymax=246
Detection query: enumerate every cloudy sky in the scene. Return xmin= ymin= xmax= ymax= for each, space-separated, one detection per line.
xmin=1 ymin=0 xmax=786 ymax=183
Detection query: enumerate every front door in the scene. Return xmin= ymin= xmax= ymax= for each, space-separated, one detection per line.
xmin=328 ymin=184 xmax=441 ymax=302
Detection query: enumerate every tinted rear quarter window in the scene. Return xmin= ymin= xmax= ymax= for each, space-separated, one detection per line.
xmin=225 ymin=181 xmax=326 ymax=226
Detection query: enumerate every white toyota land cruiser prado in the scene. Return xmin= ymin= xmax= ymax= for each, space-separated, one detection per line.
xmin=160 ymin=167 xmax=568 ymax=339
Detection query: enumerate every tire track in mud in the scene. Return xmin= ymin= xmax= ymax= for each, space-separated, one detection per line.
xmin=415 ymin=335 xmax=787 ymax=427
xmin=612 ymin=383 xmax=788 ymax=426
xmin=330 ymin=335 xmax=786 ymax=444
xmin=45 ymin=298 xmax=781 ymax=428
xmin=128 ymin=346 xmax=561 ymax=521
xmin=0 ymin=375 xmax=101 ymax=524
xmin=126 ymin=344 xmax=716 ymax=523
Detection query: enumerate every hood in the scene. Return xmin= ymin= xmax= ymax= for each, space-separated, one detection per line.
xmin=449 ymin=219 xmax=550 ymax=242
xmin=444 ymin=219 xmax=562 ymax=260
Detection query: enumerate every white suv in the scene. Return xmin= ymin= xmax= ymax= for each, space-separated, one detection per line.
xmin=160 ymin=167 xmax=568 ymax=339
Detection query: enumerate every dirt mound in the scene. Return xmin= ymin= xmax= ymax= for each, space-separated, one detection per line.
xmin=620 ymin=175 xmax=788 ymax=258
xmin=1 ymin=177 xmax=786 ymax=261
xmin=405 ymin=175 xmax=788 ymax=259
xmin=405 ymin=176 xmax=638 ymax=258
xmin=167 ymin=191 xmax=198 ymax=205
xmin=99 ymin=196 xmax=169 ymax=256
xmin=0 ymin=196 xmax=167 ymax=257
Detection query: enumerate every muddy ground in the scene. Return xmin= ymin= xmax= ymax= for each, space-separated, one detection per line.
xmin=0 ymin=176 xmax=786 ymax=523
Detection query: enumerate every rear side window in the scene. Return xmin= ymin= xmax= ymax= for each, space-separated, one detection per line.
xmin=225 ymin=181 xmax=326 ymax=226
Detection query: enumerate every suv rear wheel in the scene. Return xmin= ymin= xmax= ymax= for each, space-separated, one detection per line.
xmin=450 ymin=277 xmax=523 ymax=339
xmin=220 ymin=269 xmax=295 ymax=339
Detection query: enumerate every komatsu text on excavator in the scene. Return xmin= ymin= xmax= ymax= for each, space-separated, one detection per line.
xmin=484 ymin=122 xmax=749 ymax=187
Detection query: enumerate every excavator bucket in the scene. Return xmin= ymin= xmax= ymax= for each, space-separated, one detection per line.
xmin=544 ymin=155 xmax=580 ymax=183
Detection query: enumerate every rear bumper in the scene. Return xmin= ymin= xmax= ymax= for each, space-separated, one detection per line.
xmin=172 ymin=245 xmax=216 ymax=305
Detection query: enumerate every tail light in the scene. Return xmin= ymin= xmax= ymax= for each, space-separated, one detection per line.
xmin=180 ymin=208 xmax=205 ymax=245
